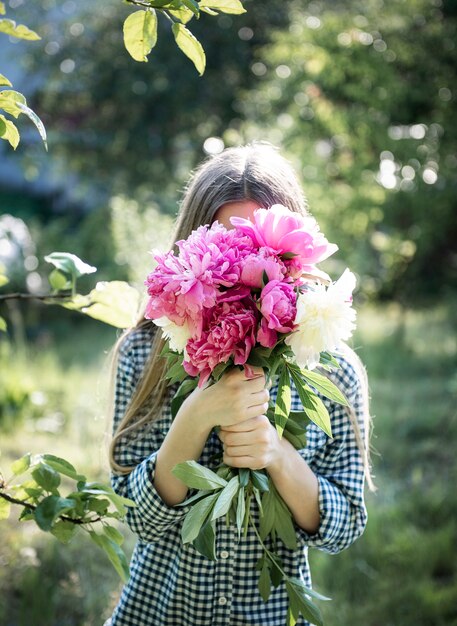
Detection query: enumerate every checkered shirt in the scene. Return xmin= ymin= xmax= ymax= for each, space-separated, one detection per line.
xmin=107 ymin=327 xmax=368 ymax=626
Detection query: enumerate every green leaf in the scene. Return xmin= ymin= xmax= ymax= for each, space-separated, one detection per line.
xmin=123 ymin=9 xmax=158 ymax=62
xmin=192 ymin=519 xmax=216 ymax=560
xmin=104 ymin=525 xmax=124 ymax=546
xmin=320 ymin=351 xmax=340 ymax=369
xmin=258 ymin=559 xmax=271 ymax=602
xmin=285 ymin=579 xmax=325 ymax=626
xmin=0 ymin=18 xmax=41 ymax=40
xmin=44 ymin=252 xmax=96 ymax=278
xmin=34 ymin=495 xmax=76 ymax=531
xmin=211 ymin=476 xmax=239 ymax=520
xmin=89 ymin=531 xmax=130 ymax=582
xmin=50 ymin=520 xmax=78 ymax=544
xmin=0 ymin=4 xmax=5 ymax=15
xmin=81 ymin=485 xmax=136 ymax=515
xmin=0 ymin=315 xmax=6 ymax=332
xmin=0 ymin=114 xmax=19 ymax=149
xmin=172 ymin=460 xmax=228 ymax=490
xmin=87 ymin=497 xmax=110 ymax=514
xmin=181 ymin=0 xmax=200 ymax=16
xmin=199 ymin=0 xmax=246 ymax=14
xmin=289 ymin=369 xmax=333 ymax=438
xmin=274 ymin=366 xmax=291 ymax=437
xmin=168 ymin=6 xmax=194 ymax=23
xmin=0 ymin=496 xmax=11 ymax=520
xmin=65 ymin=281 xmax=141 ymax=329
xmin=0 ymin=89 xmax=26 ymax=118
xmin=0 ymin=73 xmax=11 ymax=87
xmin=287 ymin=577 xmax=331 ymax=602
xmin=11 ymin=453 xmax=31 ymax=476
xmin=49 ymin=269 xmax=70 ymax=291
xmin=235 ymin=487 xmax=245 ymax=536
xmin=250 ymin=470 xmax=269 ymax=493
xmin=259 ymin=488 xmax=275 ymax=540
xmin=32 ymin=463 xmax=61 ymax=492
xmin=273 ymin=490 xmax=297 ymax=550
xmin=238 ymin=468 xmax=249 ymax=487
xmin=42 ymin=455 xmax=86 ymax=481
xmin=181 ymin=492 xmax=219 ymax=543
xmin=171 ymin=378 xmax=198 ymax=419
xmin=16 ymin=102 xmax=47 ymax=150
xmin=172 ymin=23 xmax=206 ymax=75
xmin=297 ymin=368 xmax=348 ymax=406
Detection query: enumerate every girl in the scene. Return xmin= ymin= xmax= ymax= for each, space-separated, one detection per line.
xmin=105 ymin=143 xmax=374 ymax=626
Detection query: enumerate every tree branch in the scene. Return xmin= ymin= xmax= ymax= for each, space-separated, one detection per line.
xmin=0 ymin=292 xmax=71 ymax=302
xmin=0 ymin=490 xmax=102 ymax=525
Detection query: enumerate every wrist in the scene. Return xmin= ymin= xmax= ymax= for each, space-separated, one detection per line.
xmin=266 ymin=435 xmax=292 ymax=476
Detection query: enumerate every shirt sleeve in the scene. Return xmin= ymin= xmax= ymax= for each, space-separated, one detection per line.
xmin=296 ymin=359 xmax=368 ymax=555
xmin=110 ymin=332 xmax=189 ymax=543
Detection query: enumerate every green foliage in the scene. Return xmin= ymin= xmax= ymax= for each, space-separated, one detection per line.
xmin=122 ymin=0 xmax=246 ymax=73
xmin=0 ymin=3 xmax=46 ymax=149
xmin=0 ymin=452 xmax=135 ymax=582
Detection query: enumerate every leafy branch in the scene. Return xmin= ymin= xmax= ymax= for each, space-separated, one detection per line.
xmin=0 ymin=453 xmax=136 ymax=582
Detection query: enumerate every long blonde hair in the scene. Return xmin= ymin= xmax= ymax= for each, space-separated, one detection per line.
xmin=109 ymin=143 xmax=375 ymax=490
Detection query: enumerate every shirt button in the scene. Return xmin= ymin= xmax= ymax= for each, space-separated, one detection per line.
xmin=218 ymin=597 xmax=228 ymax=606
xmin=220 ymin=550 xmax=229 ymax=559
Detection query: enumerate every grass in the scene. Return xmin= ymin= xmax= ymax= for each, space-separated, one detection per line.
xmin=1 ymin=302 xmax=456 ymax=625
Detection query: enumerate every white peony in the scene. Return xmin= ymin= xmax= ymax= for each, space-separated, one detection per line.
xmin=152 ymin=316 xmax=192 ymax=354
xmin=285 ymin=269 xmax=357 ymax=370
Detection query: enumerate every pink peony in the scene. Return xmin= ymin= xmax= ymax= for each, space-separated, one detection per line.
xmin=144 ymin=222 xmax=254 ymax=336
xmin=231 ymin=204 xmax=338 ymax=273
xmin=240 ymin=247 xmax=286 ymax=288
xmin=259 ymin=280 xmax=297 ymax=333
xmin=183 ymin=298 xmax=258 ymax=386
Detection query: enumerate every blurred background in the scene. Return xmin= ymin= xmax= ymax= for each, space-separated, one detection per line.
xmin=0 ymin=0 xmax=456 ymax=624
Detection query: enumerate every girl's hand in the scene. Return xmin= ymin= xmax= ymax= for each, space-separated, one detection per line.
xmin=219 ymin=415 xmax=284 ymax=471
xmin=176 ymin=367 xmax=270 ymax=434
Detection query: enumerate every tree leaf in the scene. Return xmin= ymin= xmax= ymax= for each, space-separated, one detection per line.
xmin=168 ymin=6 xmax=194 ymax=23
xmin=172 ymin=23 xmax=206 ymax=75
xmin=41 ymin=454 xmax=85 ymax=481
xmin=11 ymin=453 xmax=31 ymax=476
xmin=0 ymin=315 xmax=6 ymax=332
xmin=199 ymin=0 xmax=246 ymax=14
xmin=34 ymin=495 xmax=76 ymax=531
xmin=89 ymin=531 xmax=130 ymax=582
xmin=65 ymin=281 xmax=141 ymax=329
xmin=0 ymin=89 xmax=26 ymax=117
xmin=16 ymin=101 xmax=47 ymax=150
xmin=104 ymin=525 xmax=124 ymax=546
xmin=48 ymin=269 xmax=70 ymax=291
xmin=0 ymin=114 xmax=19 ymax=149
xmin=210 ymin=476 xmax=239 ymax=520
xmin=181 ymin=492 xmax=219 ymax=543
xmin=0 ymin=73 xmax=11 ymax=87
xmin=274 ymin=366 xmax=291 ymax=437
xmin=123 ymin=9 xmax=158 ymax=62
xmin=31 ymin=463 xmax=61 ymax=492
xmin=171 ymin=377 xmax=198 ymax=419
xmin=297 ymin=368 xmax=348 ymax=406
xmin=0 ymin=3 xmax=5 ymax=15
xmin=289 ymin=369 xmax=333 ymax=438
xmin=50 ymin=520 xmax=78 ymax=544
xmin=0 ymin=18 xmax=40 ymax=40
xmin=44 ymin=252 xmax=97 ymax=278
xmin=172 ymin=460 xmax=228 ymax=490
xmin=0 ymin=497 xmax=11 ymax=520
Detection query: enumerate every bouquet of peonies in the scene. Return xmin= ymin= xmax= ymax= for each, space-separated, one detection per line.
xmin=144 ymin=205 xmax=356 ymax=626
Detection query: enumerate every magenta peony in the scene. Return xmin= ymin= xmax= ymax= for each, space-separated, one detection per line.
xmin=259 ymin=280 xmax=297 ymax=333
xmin=240 ymin=247 xmax=286 ymax=288
xmin=183 ymin=298 xmax=258 ymax=386
xmin=145 ymin=222 xmax=254 ymax=336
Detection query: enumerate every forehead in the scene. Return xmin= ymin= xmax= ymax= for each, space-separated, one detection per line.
xmin=213 ymin=200 xmax=261 ymax=228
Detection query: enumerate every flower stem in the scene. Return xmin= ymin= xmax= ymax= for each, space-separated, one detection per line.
xmin=249 ymin=512 xmax=288 ymax=580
